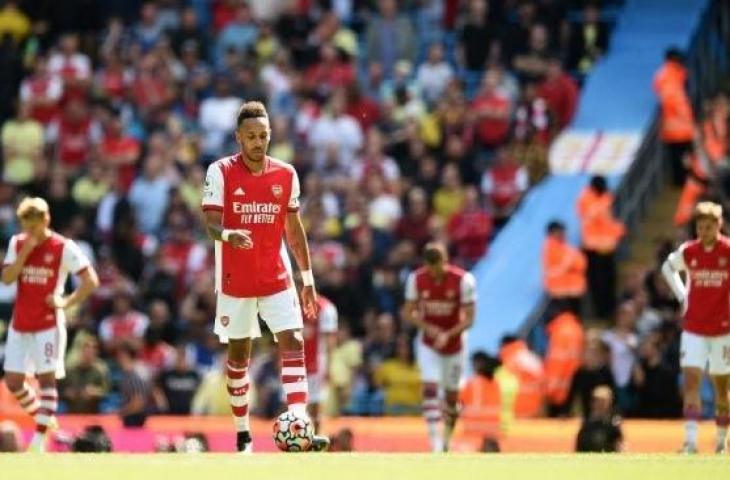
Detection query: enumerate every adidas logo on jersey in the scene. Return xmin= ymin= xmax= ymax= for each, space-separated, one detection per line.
xmin=234 ymin=187 xmax=245 ymax=196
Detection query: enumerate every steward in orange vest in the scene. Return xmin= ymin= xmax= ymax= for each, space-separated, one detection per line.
xmin=499 ymin=336 xmax=545 ymax=417
xmin=653 ymin=48 xmax=695 ymax=186
xmin=576 ymin=176 xmax=625 ymax=318
xmin=544 ymin=303 xmax=585 ymax=416
xmin=460 ymin=352 xmax=502 ymax=441
xmin=542 ymin=220 xmax=587 ymax=315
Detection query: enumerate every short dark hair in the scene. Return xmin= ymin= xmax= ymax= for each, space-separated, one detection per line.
xmin=665 ymin=47 xmax=684 ymax=63
xmin=546 ymin=220 xmax=565 ymax=234
xmin=423 ymin=241 xmax=447 ymax=264
xmin=236 ymin=101 xmax=268 ymax=128
xmin=590 ymin=175 xmax=608 ymax=194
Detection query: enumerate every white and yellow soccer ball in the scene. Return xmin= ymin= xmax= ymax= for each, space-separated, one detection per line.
xmin=272 ymin=411 xmax=314 ymax=452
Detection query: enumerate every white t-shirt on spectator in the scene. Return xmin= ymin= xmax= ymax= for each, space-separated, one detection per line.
xmin=199 ymin=96 xmax=243 ymax=156
xmin=48 ymin=53 xmax=92 ymax=81
xmin=415 ymin=61 xmax=454 ymax=104
xmin=308 ymin=113 xmax=363 ymax=169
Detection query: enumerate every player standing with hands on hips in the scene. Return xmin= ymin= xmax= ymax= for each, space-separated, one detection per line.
xmin=2 ymin=197 xmax=99 ymax=452
xmin=404 ymin=242 xmax=477 ymax=452
xmin=202 ymin=101 xmax=328 ymax=453
xmin=662 ymin=202 xmax=730 ymax=454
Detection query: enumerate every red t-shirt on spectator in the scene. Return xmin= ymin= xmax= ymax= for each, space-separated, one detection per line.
xmin=447 ymin=209 xmax=492 ymax=262
xmin=99 ymin=134 xmax=141 ymax=191
xmin=472 ymin=92 xmax=511 ymax=148
xmin=538 ymin=73 xmax=579 ymax=130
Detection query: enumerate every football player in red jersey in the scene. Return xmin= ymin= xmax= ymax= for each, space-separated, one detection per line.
xmin=303 ymin=295 xmax=338 ymax=433
xmin=1 ymin=197 xmax=99 ymax=452
xmin=403 ymin=242 xmax=477 ymax=452
xmin=202 ymin=101 xmax=327 ymax=453
xmin=662 ymin=202 xmax=730 ymax=453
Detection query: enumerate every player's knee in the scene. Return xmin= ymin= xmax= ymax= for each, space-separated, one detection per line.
xmin=4 ymin=375 xmax=23 ymax=392
xmin=422 ymin=383 xmax=439 ymax=399
xmin=278 ymin=329 xmax=303 ymax=351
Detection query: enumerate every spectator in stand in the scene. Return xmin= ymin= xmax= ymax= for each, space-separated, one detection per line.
xmin=169 ymin=6 xmax=209 ymax=59
xmin=365 ymin=0 xmax=416 ymax=80
xmin=481 ymin=147 xmax=529 ymax=229
xmin=472 ymin=70 xmax=512 ymax=154
xmin=72 ymin=162 xmax=111 ymax=212
xmin=47 ymin=33 xmax=91 ymax=102
xmin=415 ymin=42 xmax=454 ymax=107
xmin=19 ymin=56 xmax=62 ymax=125
xmin=396 ymin=187 xmax=434 ymax=252
xmin=512 ymin=23 xmax=552 ymax=83
xmin=538 ymin=55 xmax=579 ymax=131
xmin=433 ymin=163 xmax=466 ymax=224
xmin=61 ymin=335 xmax=111 ymax=413
xmin=308 ymin=89 xmax=364 ymax=171
xmin=631 ymin=332 xmax=682 ymax=418
xmin=542 ymin=220 xmax=587 ymax=315
xmin=97 ymin=114 xmax=141 ymax=192
xmin=215 ymin=2 xmax=258 ymax=68
xmin=98 ymin=286 xmax=150 ymax=353
xmin=156 ymin=344 xmax=201 ymax=415
xmin=447 ymin=186 xmax=492 ymax=268
xmin=373 ymin=334 xmax=422 ymax=415
xmin=329 ymin=322 xmax=363 ymax=415
xmin=502 ymin=0 xmax=538 ymax=63
xmin=128 ymin=154 xmax=172 ymax=236
xmin=305 ymin=43 xmax=356 ymax=100
xmin=568 ymin=336 xmax=615 ymax=418
xmin=116 ymin=342 xmax=155 ymax=427
xmin=457 ymin=0 xmax=500 ymax=73
xmin=0 ymin=1 xmax=30 ymax=45
xmin=575 ymin=386 xmax=623 ymax=452
xmin=653 ymin=47 xmax=695 ymax=186
xmin=602 ymin=301 xmax=639 ymax=414
xmin=567 ymin=1 xmax=609 ymax=76
xmin=1 ymin=100 xmax=43 ymax=187
xmin=46 ymin=99 xmax=102 ymax=174
xmin=198 ymin=74 xmax=242 ymax=159
xmin=513 ymin=81 xmax=553 ymax=146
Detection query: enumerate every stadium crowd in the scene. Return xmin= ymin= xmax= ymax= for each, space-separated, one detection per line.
xmin=0 ymin=0 xmax=621 ymax=425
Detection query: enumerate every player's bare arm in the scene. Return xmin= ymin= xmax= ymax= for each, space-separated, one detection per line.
xmin=285 ymin=210 xmax=317 ymax=318
xmin=204 ymin=209 xmax=252 ymax=249
xmin=46 ymin=267 xmax=100 ymax=309
xmin=1 ymin=236 xmax=38 ymax=284
xmin=403 ymin=300 xmax=442 ymax=337
xmin=434 ymin=303 xmax=476 ymax=350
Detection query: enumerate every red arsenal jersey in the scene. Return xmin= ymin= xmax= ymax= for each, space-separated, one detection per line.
xmin=3 ymin=232 xmax=90 ymax=332
xmin=405 ymin=265 xmax=477 ymax=354
xmin=303 ymin=296 xmax=338 ymax=375
xmin=667 ymin=236 xmax=730 ymax=336
xmin=202 ymin=154 xmax=300 ymax=297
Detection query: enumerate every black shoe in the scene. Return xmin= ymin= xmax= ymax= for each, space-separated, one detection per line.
xmin=237 ymin=431 xmax=253 ymax=453
xmin=310 ymin=435 xmax=330 ymax=452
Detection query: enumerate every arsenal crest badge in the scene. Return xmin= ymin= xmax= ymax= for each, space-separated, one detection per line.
xmin=272 ymin=184 xmax=283 ymax=198
xmin=221 ymin=316 xmax=230 ymax=327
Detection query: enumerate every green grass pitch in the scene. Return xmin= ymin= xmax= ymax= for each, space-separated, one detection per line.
xmin=0 ymin=453 xmax=727 ymax=480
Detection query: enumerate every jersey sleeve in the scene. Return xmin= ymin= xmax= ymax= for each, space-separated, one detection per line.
xmin=461 ymin=272 xmax=477 ymax=304
xmin=288 ymin=168 xmax=301 ymax=212
xmin=666 ymin=244 xmax=688 ymax=271
xmin=319 ymin=302 xmax=338 ymax=333
xmin=3 ymin=235 xmax=17 ymax=266
xmin=202 ymin=162 xmax=224 ymax=212
xmin=404 ymin=272 xmax=418 ymax=301
xmin=62 ymin=239 xmax=91 ymax=275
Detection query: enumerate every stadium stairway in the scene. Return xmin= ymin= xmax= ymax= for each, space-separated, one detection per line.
xmin=469 ymin=0 xmax=708 ymax=354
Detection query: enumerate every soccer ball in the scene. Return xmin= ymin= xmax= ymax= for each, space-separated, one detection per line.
xmin=272 ymin=411 xmax=314 ymax=452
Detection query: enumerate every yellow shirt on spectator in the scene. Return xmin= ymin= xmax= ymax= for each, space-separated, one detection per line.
xmin=72 ymin=178 xmax=110 ymax=209
xmin=374 ymin=359 xmax=422 ymax=412
xmin=2 ymin=118 xmax=43 ymax=185
xmin=433 ymin=187 xmax=466 ymax=222
xmin=0 ymin=5 xmax=30 ymax=43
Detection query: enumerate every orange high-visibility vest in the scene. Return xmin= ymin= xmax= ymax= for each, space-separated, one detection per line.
xmin=542 ymin=235 xmax=588 ymax=297
xmin=653 ymin=61 xmax=694 ymax=143
xmin=499 ymin=340 xmax=545 ymax=417
xmin=459 ymin=374 xmax=502 ymax=437
xmin=544 ymin=312 xmax=585 ymax=405
xmin=576 ymin=189 xmax=625 ymax=253
xmin=674 ymin=115 xmax=728 ymax=226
